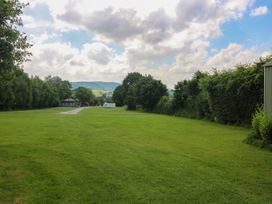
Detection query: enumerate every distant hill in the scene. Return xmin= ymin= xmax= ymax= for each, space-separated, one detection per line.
xmin=71 ymin=81 xmax=120 ymax=91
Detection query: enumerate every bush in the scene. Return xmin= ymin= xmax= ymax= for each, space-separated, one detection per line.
xmin=246 ymin=107 xmax=272 ymax=146
xmin=251 ymin=107 xmax=264 ymax=140
xmin=260 ymin=117 xmax=272 ymax=144
xmin=155 ymin=96 xmax=173 ymax=114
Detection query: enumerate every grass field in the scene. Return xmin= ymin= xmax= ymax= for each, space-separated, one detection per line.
xmin=0 ymin=108 xmax=272 ymax=204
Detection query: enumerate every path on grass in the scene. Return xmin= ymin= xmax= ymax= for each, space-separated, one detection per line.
xmin=59 ymin=107 xmax=88 ymax=115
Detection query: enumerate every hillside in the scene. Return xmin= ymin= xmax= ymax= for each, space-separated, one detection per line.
xmin=71 ymin=81 xmax=120 ymax=90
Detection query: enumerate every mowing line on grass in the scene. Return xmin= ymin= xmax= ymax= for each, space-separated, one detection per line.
xmin=59 ymin=107 xmax=88 ymax=115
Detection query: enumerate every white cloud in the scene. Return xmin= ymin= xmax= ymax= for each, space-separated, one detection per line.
xmin=20 ymin=0 xmax=271 ymax=87
xmin=24 ymin=42 xmax=129 ymax=82
xmin=24 ymin=41 xmax=267 ymax=88
xmin=203 ymin=43 xmax=257 ymax=71
xmin=57 ymin=0 xmax=252 ymax=45
xmin=250 ymin=6 xmax=269 ymax=16
xmin=82 ymin=43 xmax=116 ymax=65
xmin=28 ymin=32 xmax=59 ymax=44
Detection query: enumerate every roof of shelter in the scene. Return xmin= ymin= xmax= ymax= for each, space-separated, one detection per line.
xmin=62 ymin=98 xmax=79 ymax=102
xmin=263 ymin=61 xmax=272 ymax=67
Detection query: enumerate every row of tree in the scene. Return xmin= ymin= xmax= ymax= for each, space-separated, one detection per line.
xmin=170 ymin=56 xmax=272 ymax=125
xmin=0 ymin=0 xmax=63 ymax=110
xmin=0 ymin=67 xmax=111 ymax=110
xmin=0 ymin=71 xmax=73 ymax=110
xmin=113 ymin=56 xmax=272 ymax=126
xmin=0 ymin=0 xmax=101 ymax=110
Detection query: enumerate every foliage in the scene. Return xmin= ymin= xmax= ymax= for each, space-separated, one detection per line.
xmin=12 ymin=68 xmax=32 ymax=109
xmin=172 ymin=71 xmax=210 ymax=118
xmin=0 ymin=0 xmax=31 ymax=72
xmin=0 ymin=0 xmax=73 ymax=110
xmin=74 ymin=87 xmax=95 ymax=105
xmin=134 ymin=75 xmax=168 ymax=111
xmin=170 ymin=56 xmax=272 ymax=125
xmin=201 ymin=62 xmax=265 ymax=124
xmin=42 ymin=80 xmax=60 ymax=107
xmin=251 ymin=107 xmax=265 ymax=140
xmin=126 ymin=86 xmax=137 ymax=110
xmin=113 ymin=73 xmax=168 ymax=111
xmin=112 ymin=72 xmax=143 ymax=109
xmin=246 ymin=107 xmax=272 ymax=147
xmin=45 ymin=76 xmax=72 ymax=100
xmin=112 ymin=85 xmax=125 ymax=106
xmin=31 ymin=76 xmax=45 ymax=108
xmin=115 ymin=56 xmax=271 ymax=124
xmin=122 ymin=72 xmax=143 ymax=91
xmin=0 ymin=0 xmax=31 ymax=110
xmin=260 ymin=117 xmax=272 ymax=144
xmin=155 ymin=96 xmax=173 ymax=114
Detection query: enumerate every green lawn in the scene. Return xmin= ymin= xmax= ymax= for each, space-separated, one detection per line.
xmin=0 ymin=108 xmax=272 ymax=204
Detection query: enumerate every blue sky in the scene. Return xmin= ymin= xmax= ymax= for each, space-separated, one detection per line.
xmin=20 ymin=0 xmax=272 ymax=87
xmin=211 ymin=2 xmax=272 ymax=53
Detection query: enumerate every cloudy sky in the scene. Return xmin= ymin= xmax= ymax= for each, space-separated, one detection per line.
xmin=20 ymin=0 xmax=272 ymax=87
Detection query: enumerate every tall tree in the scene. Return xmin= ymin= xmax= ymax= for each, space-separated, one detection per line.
xmin=112 ymin=85 xmax=125 ymax=106
xmin=41 ymin=81 xmax=60 ymax=107
xmin=46 ymin=76 xmax=72 ymax=100
xmin=12 ymin=68 xmax=32 ymax=109
xmin=31 ymin=76 xmax=44 ymax=108
xmin=0 ymin=0 xmax=31 ymax=110
xmin=74 ymin=87 xmax=94 ymax=105
xmin=122 ymin=72 xmax=143 ymax=90
xmin=134 ymin=75 xmax=168 ymax=111
xmin=122 ymin=72 xmax=143 ymax=109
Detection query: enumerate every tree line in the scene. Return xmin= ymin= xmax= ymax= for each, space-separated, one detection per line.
xmin=0 ymin=71 xmax=72 ymax=110
xmin=0 ymin=0 xmax=106 ymax=110
xmin=0 ymin=0 xmax=75 ymax=110
xmin=113 ymin=56 xmax=272 ymax=126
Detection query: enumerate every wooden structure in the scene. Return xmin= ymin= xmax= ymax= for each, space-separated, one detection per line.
xmin=264 ymin=61 xmax=272 ymax=116
xmin=61 ymin=98 xmax=80 ymax=107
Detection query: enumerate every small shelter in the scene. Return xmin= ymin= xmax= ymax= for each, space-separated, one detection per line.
xmin=103 ymin=103 xmax=116 ymax=108
xmin=263 ymin=61 xmax=272 ymax=116
xmin=61 ymin=98 xmax=80 ymax=107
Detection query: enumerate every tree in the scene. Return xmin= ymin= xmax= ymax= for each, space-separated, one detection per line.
xmin=134 ymin=75 xmax=168 ymax=111
xmin=155 ymin=96 xmax=174 ymax=114
xmin=122 ymin=72 xmax=143 ymax=90
xmin=121 ymin=72 xmax=143 ymax=108
xmin=172 ymin=71 xmax=210 ymax=118
xmin=46 ymin=76 xmax=72 ymax=100
xmin=12 ymin=68 xmax=32 ymax=109
xmin=74 ymin=87 xmax=94 ymax=105
xmin=172 ymin=80 xmax=188 ymax=110
xmin=31 ymin=76 xmax=44 ymax=108
xmin=112 ymin=85 xmax=125 ymax=106
xmin=126 ymin=86 xmax=137 ymax=110
xmin=0 ymin=0 xmax=31 ymax=110
xmin=41 ymin=81 xmax=60 ymax=107
xmin=0 ymin=0 xmax=31 ymax=72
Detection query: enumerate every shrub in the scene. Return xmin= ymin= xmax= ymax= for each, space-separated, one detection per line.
xmin=246 ymin=107 xmax=272 ymax=146
xmin=251 ymin=107 xmax=264 ymax=140
xmin=155 ymin=96 xmax=173 ymax=114
xmin=260 ymin=117 xmax=272 ymax=144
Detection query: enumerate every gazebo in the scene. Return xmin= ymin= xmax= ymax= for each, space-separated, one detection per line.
xmin=61 ymin=98 xmax=80 ymax=107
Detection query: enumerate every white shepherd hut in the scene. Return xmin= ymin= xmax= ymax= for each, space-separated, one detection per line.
xmin=103 ymin=103 xmax=116 ymax=108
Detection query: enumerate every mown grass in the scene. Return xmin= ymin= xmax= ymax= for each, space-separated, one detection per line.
xmin=0 ymin=108 xmax=272 ymax=204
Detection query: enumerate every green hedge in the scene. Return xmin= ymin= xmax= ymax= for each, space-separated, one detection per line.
xmin=171 ymin=56 xmax=272 ymax=125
